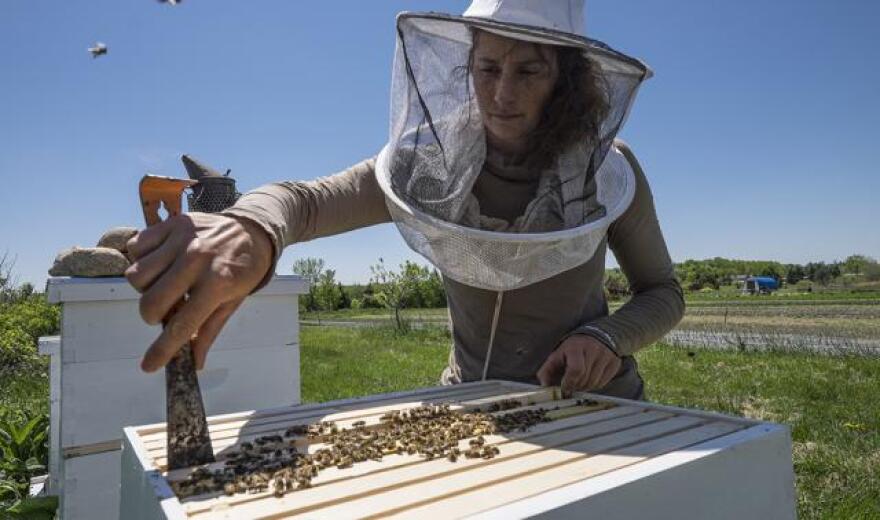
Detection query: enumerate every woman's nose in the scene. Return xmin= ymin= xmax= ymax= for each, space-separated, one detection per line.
xmin=493 ymin=69 xmax=518 ymax=107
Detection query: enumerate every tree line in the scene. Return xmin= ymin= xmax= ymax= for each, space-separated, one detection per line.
xmin=669 ymin=254 xmax=879 ymax=292
xmin=295 ymin=254 xmax=880 ymax=313
xmin=293 ymin=258 xmax=447 ymax=329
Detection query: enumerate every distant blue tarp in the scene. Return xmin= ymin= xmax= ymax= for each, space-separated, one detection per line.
xmin=745 ymin=276 xmax=779 ymax=291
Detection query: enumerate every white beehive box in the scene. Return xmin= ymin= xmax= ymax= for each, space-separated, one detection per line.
xmin=120 ymin=380 xmax=796 ymax=519
xmin=43 ymin=275 xmax=308 ymax=520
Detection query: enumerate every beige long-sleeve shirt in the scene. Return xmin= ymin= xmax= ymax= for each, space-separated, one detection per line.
xmin=223 ymin=140 xmax=684 ymax=393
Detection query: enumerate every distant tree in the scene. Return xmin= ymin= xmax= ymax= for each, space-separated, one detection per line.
xmin=399 ymin=262 xmax=447 ymax=308
xmin=603 ymin=268 xmax=630 ymax=300
xmin=864 ymin=261 xmax=880 ymax=282
xmin=370 ymin=258 xmax=421 ymax=332
xmin=805 ymin=262 xmax=838 ymax=286
xmin=784 ymin=264 xmax=805 ymax=286
xmin=292 ymin=257 xmax=325 ymax=312
xmin=0 ymin=251 xmax=18 ymax=304
xmin=842 ymin=255 xmax=874 ymax=276
xmin=336 ymin=282 xmax=350 ymax=309
xmin=313 ymin=270 xmax=341 ymax=317
xmin=423 ymin=268 xmax=447 ymax=308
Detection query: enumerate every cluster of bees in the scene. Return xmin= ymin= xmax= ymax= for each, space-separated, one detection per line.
xmin=170 ymin=401 xmax=556 ymax=499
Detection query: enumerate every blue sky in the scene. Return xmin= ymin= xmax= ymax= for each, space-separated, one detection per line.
xmin=2 ymin=0 xmax=878 ymax=287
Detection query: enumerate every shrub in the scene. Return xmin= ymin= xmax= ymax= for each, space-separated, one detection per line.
xmin=0 ymin=411 xmax=50 ymax=509
xmin=0 ymin=295 xmax=60 ymax=369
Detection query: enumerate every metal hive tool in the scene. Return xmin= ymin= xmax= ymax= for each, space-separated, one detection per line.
xmin=139 ymin=175 xmax=215 ymax=470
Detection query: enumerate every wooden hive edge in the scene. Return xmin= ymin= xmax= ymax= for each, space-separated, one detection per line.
xmin=470 ymin=423 xmax=792 ymax=520
xmin=573 ymin=391 xmax=764 ymax=426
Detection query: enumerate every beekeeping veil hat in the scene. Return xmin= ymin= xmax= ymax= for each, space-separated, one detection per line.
xmin=376 ymin=0 xmax=653 ymax=292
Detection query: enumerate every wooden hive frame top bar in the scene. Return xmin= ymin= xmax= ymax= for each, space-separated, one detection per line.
xmin=124 ymin=380 xmax=764 ymax=519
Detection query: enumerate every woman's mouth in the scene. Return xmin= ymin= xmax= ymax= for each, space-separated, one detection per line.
xmin=491 ymin=113 xmax=523 ymax=121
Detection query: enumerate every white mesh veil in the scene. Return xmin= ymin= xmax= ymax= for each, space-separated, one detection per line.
xmin=376 ymin=12 xmax=652 ymax=292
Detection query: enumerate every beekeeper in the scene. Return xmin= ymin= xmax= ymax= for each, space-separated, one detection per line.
xmin=126 ymin=0 xmax=684 ymax=400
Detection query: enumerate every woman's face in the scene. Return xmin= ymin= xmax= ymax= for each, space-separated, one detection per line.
xmin=472 ymin=31 xmax=559 ymax=155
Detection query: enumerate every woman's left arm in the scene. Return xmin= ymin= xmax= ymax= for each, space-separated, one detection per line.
xmin=568 ymin=140 xmax=686 ymax=358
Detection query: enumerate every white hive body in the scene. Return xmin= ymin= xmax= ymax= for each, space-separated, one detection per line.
xmin=120 ymin=380 xmax=796 ymax=519
xmin=41 ymin=275 xmax=308 ymax=519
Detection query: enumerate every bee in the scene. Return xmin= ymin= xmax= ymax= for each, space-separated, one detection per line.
xmin=285 ymin=425 xmax=308 ymax=437
xmin=87 ymin=42 xmax=107 ymax=58
xmin=273 ymin=476 xmax=286 ymax=497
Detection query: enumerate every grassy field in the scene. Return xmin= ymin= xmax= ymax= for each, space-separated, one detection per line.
xmin=302 ymin=296 xmax=880 ymax=350
xmin=2 ymin=315 xmax=878 ymax=518
xmin=299 ymin=325 xmax=880 ymax=519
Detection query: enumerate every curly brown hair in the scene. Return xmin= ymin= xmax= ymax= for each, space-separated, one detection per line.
xmin=466 ymin=29 xmax=611 ymax=172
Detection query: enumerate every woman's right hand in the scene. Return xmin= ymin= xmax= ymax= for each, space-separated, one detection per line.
xmin=124 ymin=213 xmax=274 ymax=373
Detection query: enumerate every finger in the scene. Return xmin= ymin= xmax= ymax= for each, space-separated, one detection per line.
xmin=537 ymin=348 xmax=565 ymax=386
xmin=191 ymin=298 xmax=243 ymax=370
xmin=577 ymin=347 xmax=595 ymax=390
xmin=125 ymin=233 xmax=185 ymax=292
xmin=126 ymin=220 xmax=175 ymax=260
xmin=597 ymin=358 xmax=621 ymax=389
xmin=138 ymin=247 xmax=208 ymax=325
xmin=141 ymin=284 xmax=222 ymax=372
xmin=585 ymin=354 xmax=610 ymax=390
xmin=560 ymin=349 xmax=587 ymax=397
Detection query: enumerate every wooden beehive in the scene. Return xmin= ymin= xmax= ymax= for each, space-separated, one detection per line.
xmin=121 ymin=381 xmax=796 ymax=519
xmin=43 ymin=275 xmax=308 ymax=519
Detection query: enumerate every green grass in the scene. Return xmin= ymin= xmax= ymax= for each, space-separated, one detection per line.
xmin=635 ymin=346 xmax=880 ymax=519
xmin=684 ymin=288 xmax=880 ymax=303
xmin=299 ymin=325 xmax=879 ymax=519
xmin=2 ymin=326 xmax=877 ymax=519
xmin=304 ymin=298 xmax=880 ymax=345
xmin=301 ymin=307 xmax=448 ymax=323
xmin=299 ymin=325 xmax=450 ymax=403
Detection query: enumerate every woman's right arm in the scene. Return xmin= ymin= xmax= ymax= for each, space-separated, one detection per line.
xmin=221 ymin=156 xmax=391 ymax=288
xmin=126 ymin=156 xmax=389 ymax=372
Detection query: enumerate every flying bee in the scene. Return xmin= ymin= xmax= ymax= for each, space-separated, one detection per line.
xmin=87 ymin=42 xmax=107 ymax=58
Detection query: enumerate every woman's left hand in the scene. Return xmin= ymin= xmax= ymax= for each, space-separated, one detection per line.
xmin=536 ymin=335 xmax=622 ymax=395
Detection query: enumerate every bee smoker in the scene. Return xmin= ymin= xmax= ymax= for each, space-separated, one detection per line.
xmin=181 ymin=154 xmax=240 ymax=213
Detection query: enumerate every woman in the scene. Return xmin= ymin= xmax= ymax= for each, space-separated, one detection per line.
xmin=125 ymin=0 xmax=684 ymax=401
